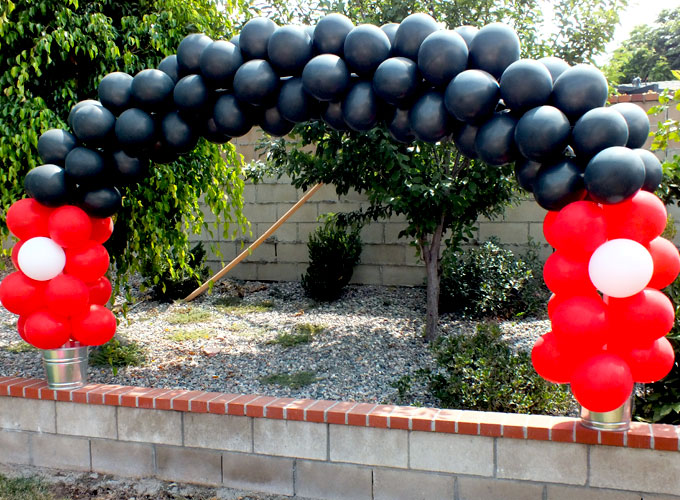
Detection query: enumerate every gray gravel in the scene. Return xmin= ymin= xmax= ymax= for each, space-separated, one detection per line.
xmin=0 ymin=277 xmax=549 ymax=406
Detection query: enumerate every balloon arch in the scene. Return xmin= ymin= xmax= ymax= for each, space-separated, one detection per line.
xmin=1 ymin=13 xmax=678 ymax=414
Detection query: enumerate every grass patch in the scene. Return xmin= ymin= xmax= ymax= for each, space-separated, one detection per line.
xmin=4 ymin=342 xmax=37 ymax=353
xmin=260 ymin=371 xmax=318 ymax=389
xmin=167 ymin=328 xmax=212 ymax=342
xmin=166 ymin=308 xmax=213 ymax=325
xmin=216 ymin=300 xmax=275 ymax=315
xmin=226 ymin=322 xmax=268 ymax=337
xmin=89 ymin=338 xmax=146 ymax=375
xmin=213 ymin=296 xmax=243 ymax=307
xmin=0 ymin=473 xmax=52 ymax=500
xmin=267 ymin=323 xmax=326 ymax=347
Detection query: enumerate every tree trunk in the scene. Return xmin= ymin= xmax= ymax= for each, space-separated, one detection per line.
xmin=420 ymin=214 xmax=446 ymax=342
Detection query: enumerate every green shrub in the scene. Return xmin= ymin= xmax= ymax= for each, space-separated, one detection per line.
xmin=439 ymin=238 xmax=548 ymax=318
xmin=301 ymin=215 xmax=362 ymax=301
xmin=141 ymin=242 xmax=210 ymax=302
xmin=89 ymin=338 xmax=146 ymax=375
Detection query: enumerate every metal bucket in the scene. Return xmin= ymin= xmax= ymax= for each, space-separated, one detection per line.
xmin=42 ymin=341 xmax=89 ymax=390
xmin=580 ymin=397 xmax=632 ymax=432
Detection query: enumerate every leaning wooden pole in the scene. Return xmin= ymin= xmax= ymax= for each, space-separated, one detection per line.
xmin=184 ymin=183 xmax=324 ymax=302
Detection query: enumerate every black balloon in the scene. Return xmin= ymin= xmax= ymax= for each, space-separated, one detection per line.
xmin=268 ymin=26 xmax=313 ymax=76
xmin=342 ymin=81 xmax=378 ymax=131
xmin=213 ymin=94 xmax=252 ymax=137
xmin=454 ymin=26 xmax=478 ymax=47
xmin=68 ymin=100 xmax=103 ymax=128
xmin=533 ymin=160 xmax=586 ymax=210
xmin=65 ymin=147 xmax=106 ymax=186
xmin=380 ymin=23 xmax=399 ymax=46
xmin=635 ymin=148 xmax=663 ymax=193
xmin=551 ymin=64 xmax=608 ymax=121
xmin=230 ymin=34 xmax=240 ymax=48
xmin=233 ymin=59 xmax=279 ymax=106
xmin=313 ymin=13 xmax=354 ymax=56
xmin=515 ymin=157 xmax=542 ymax=192
xmin=161 ymin=111 xmax=198 ymax=153
xmin=538 ymin=56 xmax=569 ymax=83
xmin=468 ymin=23 xmax=520 ymax=79
xmin=321 ymin=101 xmax=348 ymax=131
xmin=149 ymin=140 xmax=179 ymax=165
xmin=70 ymin=103 xmax=115 ymax=145
xmin=278 ymin=77 xmax=318 ymax=123
xmin=444 ymin=69 xmax=499 ymax=124
xmin=392 ymin=13 xmax=439 ymax=61
xmin=24 ymin=164 xmax=70 ymax=207
xmin=177 ymin=33 xmax=212 ymax=76
xmin=452 ymin=122 xmax=479 ymax=158
xmin=302 ymin=54 xmax=350 ymax=101
xmin=584 ymin=146 xmax=646 ymax=204
xmin=372 ymin=57 xmax=420 ymax=106
xmin=344 ymin=25 xmax=391 ymax=77
xmin=202 ymin=116 xmax=232 ymax=144
xmin=514 ymin=105 xmax=570 ymax=162
xmin=611 ymin=102 xmax=651 ymax=149
xmin=199 ymin=40 xmax=243 ymax=88
xmin=158 ymin=55 xmax=179 ymax=83
xmin=115 ymin=108 xmax=156 ymax=154
xmin=240 ymin=18 xmax=278 ymax=60
xmin=80 ymin=186 xmax=122 ymax=218
xmin=131 ymin=69 xmax=175 ymax=111
xmin=409 ymin=91 xmax=450 ymax=143
xmin=110 ymin=150 xmax=149 ymax=185
xmin=499 ymin=59 xmax=553 ymax=112
xmin=98 ymin=72 xmax=134 ymax=115
xmin=571 ymin=107 xmax=629 ymax=159
xmin=417 ymin=30 xmax=468 ymax=87
xmin=174 ymin=74 xmax=209 ymax=115
xmin=474 ymin=112 xmax=518 ymax=165
xmin=260 ymin=106 xmax=294 ymax=137
xmin=387 ymin=107 xmax=415 ymax=143
xmin=37 ymin=129 xmax=77 ymax=166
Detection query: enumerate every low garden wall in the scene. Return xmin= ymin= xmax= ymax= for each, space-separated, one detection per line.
xmin=1 ymin=376 xmax=679 ymax=499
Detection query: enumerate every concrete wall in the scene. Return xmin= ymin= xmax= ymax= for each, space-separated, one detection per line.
xmin=1 ymin=376 xmax=679 ymax=500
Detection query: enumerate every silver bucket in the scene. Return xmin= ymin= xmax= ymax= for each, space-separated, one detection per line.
xmin=579 ymin=396 xmax=632 ymax=432
xmin=42 ymin=341 xmax=89 ymax=390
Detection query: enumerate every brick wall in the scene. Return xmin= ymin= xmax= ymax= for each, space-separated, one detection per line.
xmin=191 ymin=95 xmax=680 ymax=286
xmin=1 ymin=376 xmax=679 ymax=499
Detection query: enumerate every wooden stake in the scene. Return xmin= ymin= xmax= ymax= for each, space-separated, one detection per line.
xmin=184 ymin=183 xmax=324 ymax=302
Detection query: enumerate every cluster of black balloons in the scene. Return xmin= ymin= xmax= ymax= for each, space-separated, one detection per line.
xmin=30 ymin=12 xmax=661 ymax=217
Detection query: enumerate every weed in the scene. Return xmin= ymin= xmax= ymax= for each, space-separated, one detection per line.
xmin=168 ymin=328 xmax=212 ymax=342
xmin=216 ymin=300 xmax=274 ymax=315
xmin=166 ymin=309 xmax=213 ymax=325
xmin=0 ymin=473 xmax=52 ymax=500
xmin=4 ymin=342 xmax=37 ymax=353
xmin=267 ymin=323 xmax=325 ymax=347
xmin=259 ymin=371 xmax=318 ymax=388
xmin=213 ymin=296 xmax=243 ymax=307
xmin=89 ymin=338 xmax=146 ymax=375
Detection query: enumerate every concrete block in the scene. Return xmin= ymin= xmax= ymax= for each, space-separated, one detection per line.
xmin=528 ymin=222 xmax=548 ymax=245
xmin=31 ymin=433 xmax=90 ymax=471
xmin=56 ymin=401 xmax=116 ymax=439
xmin=295 ymin=459 xmax=372 ymax=500
xmin=184 ymin=413 xmax=251 ymax=452
xmin=410 ymin=431 xmax=494 ymax=476
xmin=359 ymin=224 xmax=384 ymax=244
xmin=315 ymin=184 xmax=341 ymax=201
xmin=342 ymin=189 xmax=369 ymax=202
xmin=243 ymin=203 xmax=277 ymax=223
xmin=319 ymin=201 xmax=363 ymax=214
xmin=253 ymin=419 xmax=326 ymax=460
xmin=458 ymin=477 xmax=543 ymax=500
xmin=276 ymin=243 xmax=308 ymax=263
xmin=282 ymin=202 xmax=318 ymax=223
xmin=590 ymin=446 xmax=680 ymax=495
xmin=155 ymin=445 xmax=222 ymax=486
xmin=257 ymin=184 xmax=299 ymax=203
xmin=381 ymin=265 xmax=426 ymax=286
xmin=216 ymin=241 xmax=238 ymax=262
xmin=329 ymin=425 xmax=407 ymax=468
xmin=242 ymin=183 xmax=257 ymax=202
xmin=258 ymin=222 xmax=298 ymax=243
xmin=91 ymin=439 xmax=154 ymax=477
xmin=117 ymin=407 xmax=182 ymax=446
xmin=0 ymin=429 xmax=31 ymax=464
xmin=361 ymin=244 xmax=405 ymax=265
xmin=373 ymin=468 xmax=454 ymax=500
xmin=478 ymin=222 xmax=530 ymax=244
xmin=298 ymin=223 xmax=322 ymax=243
xmin=404 ymin=247 xmax=423 ymax=266
xmin=228 ymin=262 xmax=258 ymax=281
xmin=546 ymin=485 xmax=643 ymax=500
xmin=257 ymin=262 xmax=302 ymax=282
xmin=349 ymin=264 xmax=381 ymax=285
xmin=222 ymin=451 xmax=293 ymax=495
xmin=496 ymin=439 xmax=587 ymax=485
xmin=0 ymin=398 xmax=55 ymax=433
xmin=384 ymin=223 xmax=410 ymax=244
xmin=503 ymin=200 xmax=547 ymax=223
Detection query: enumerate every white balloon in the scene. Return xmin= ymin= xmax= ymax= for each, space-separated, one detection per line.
xmin=588 ymin=239 xmax=653 ymax=298
xmin=17 ymin=237 xmax=66 ymax=281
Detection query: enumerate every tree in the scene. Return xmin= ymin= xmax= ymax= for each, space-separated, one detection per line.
xmin=604 ymin=7 xmax=680 ymax=85
xmin=0 ymin=0 xmax=249 ymax=295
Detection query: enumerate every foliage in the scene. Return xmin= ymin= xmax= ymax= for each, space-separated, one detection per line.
xmin=0 ymin=0 xmax=248 ymax=295
xmin=440 ymin=238 xmax=548 ymax=318
xmin=167 ymin=328 xmax=212 ymax=342
xmin=604 ymin=7 xmax=679 ymax=85
xmin=89 ymin=337 xmax=146 ymax=375
xmin=649 ymin=85 xmax=680 ymax=205
xmin=268 ymin=323 xmax=326 ymax=347
xmin=301 ymin=214 xmax=362 ymax=301
xmin=418 ymin=323 xmax=572 ymax=414
xmin=259 ymin=370 xmax=319 ymax=388
xmin=166 ymin=308 xmax=213 ymax=325
xmin=0 ymin=473 xmax=51 ymax=500
xmin=141 ymin=243 xmax=210 ymax=302
xmin=215 ymin=299 xmax=274 ymax=314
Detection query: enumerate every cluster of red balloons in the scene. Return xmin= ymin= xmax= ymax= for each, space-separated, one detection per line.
xmin=532 ymin=192 xmax=680 ymax=412
xmin=0 ymin=199 xmax=117 ymax=349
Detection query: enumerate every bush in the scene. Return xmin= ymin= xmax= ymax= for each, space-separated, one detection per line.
xmin=301 ymin=215 xmax=362 ymax=301
xmin=141 ymin=242 xmax=210 ymax=302
xmin=89 ymin=337 xmax=146 ymax=375
xmin=439 ymin=238 xmax=548 ymax=318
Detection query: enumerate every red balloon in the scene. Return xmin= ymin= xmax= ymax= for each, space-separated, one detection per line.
xmin=548 ymin=290 xmax=603 ymax=318
xmin=17 ymin=315 xmax=28 ymax=342
xmin=543 ymin=251 xmax=596 ymax=295
xmin=71 ymin=305 xmax=117 ymax=346
xmin=90 ymin=217 xmax=114 ymax=244
xmin=5 ymin=198 xmax=52 ymax=240
xmin=549 ymin=201 xmax=607 ymax=257
xmin=64 ymin=241 xmax=110 ymax=282
xmin=23 ymin=310 xmax=71 ymax=349
xmin=0 ymin=271 xmax=46 ymax=316
xmin=10 ymin=241 xmax=24 ymax=270
xmin=531 ymin=331 xmax=578 ymax=383
xmin=542 ymin=210 xmax=559 ymax=248
xmin=647 ymin=237 xmax=680 ymax=290
xmin=610 ymin=337 xmax=675 ymax=383
xmin=48 ymin=206 xmax=92 ymax=248
xmin=88 ymin=277 xmax=113 ymax=305
xmin=571 ymin=353 xmax=634 ymax=412
xmin=45 ymin=274 xmax=90 ymax=318
xmin=551 ymin=294 xmax=609 ymax=352
xmin=604 ymin=191 xmax=667 ymax=244
xmin=607 ymin=288 xmax=675 ymax=344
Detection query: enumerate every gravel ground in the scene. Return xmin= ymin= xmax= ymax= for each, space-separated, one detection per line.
xmin=0 ymin=276 xmax=549 ymax=406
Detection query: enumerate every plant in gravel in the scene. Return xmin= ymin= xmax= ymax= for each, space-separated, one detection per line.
xmin=89 ymin=338 xmax=146 ymax=376
xmin=0 ymin=473 xmax=52 ymax=500
xmin=216 ymin=301 xmax=275 ymax=315
xmin=141 ymin=243 xmax=211 ymax=302
xmin=268 ymin=323 xmax=325 ymax=347
xmin=4 ymin=342 xmax=37 ymax=353
xmin=166 ymin=309 xmax=213 ymax=325
xmin=168 ymin=328 xmax=212 ymax=342
xmin=260 ymin=371 xmax=319 ymax=389
xmin=214 ymin=296 xmax=244 ymax=307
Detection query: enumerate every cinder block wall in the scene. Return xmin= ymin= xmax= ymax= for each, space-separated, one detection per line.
xmin=192 ymin=94 xmax=679 ymax=286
